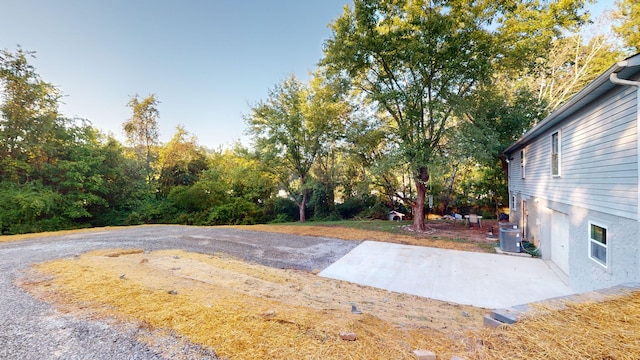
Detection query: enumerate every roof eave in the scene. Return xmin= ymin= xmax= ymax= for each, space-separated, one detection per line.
xmin=503 ymin=53 xmax=640 ymax=155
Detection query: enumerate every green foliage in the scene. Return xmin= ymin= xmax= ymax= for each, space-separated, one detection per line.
xmin=123 ymin=94 xmax=160 ymax=181
xmin=495 ymin=0 xmax=590 ymax=73
xmin=245 ymin=74 xmax=347 ymax=222
xmin=152 ymin=148 xmax=278 ymax=226
xmin=322 ymin=0 xmax=500 ymax=229
xmin=360 ymin=201 xmax=391 ymax=220
xmin=0 ymin=2 xmax=628 ymax=236
xmin=207 ymin=198 xmax=261 ymax=225
xmin=0 ymin=48 xmax=154 ymax=233
xmin=308 ymin=179 xmax=341 ymax=221
xmin=158 ymin=126 xmax=208 ymax=196
xmin=336 ymin=195 xmax=379 ymax=219
xmin=613 ymin=0 xmax=640 ymax=53
xmin=263 ymin=197 xmax=299 ymax=223
xmin=0 ymin=47 xmax=61 ymax=184
xmin=0 ymin=182 xmax=66 ymax=234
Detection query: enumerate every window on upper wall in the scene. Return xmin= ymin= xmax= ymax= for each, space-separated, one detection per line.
xmin=551 ymin=131 xmax=561 ymax=176
xmin=520 ymin=149 xmax=525 ymax=179
xmin=589 ymin=221 xmax=608 ymax=268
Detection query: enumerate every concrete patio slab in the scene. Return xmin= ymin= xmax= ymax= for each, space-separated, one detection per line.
xmin=319 ymin=241 xmax=574 ymax=309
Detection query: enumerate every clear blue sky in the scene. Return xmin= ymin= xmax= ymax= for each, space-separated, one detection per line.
xmin=1 ymin=0 xmax=615 ymax=149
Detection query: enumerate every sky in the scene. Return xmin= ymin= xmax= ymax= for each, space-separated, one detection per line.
xmin=1 ymin=0 xmax=616 ymax=149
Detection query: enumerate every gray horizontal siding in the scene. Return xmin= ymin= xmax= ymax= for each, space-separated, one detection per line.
xmin=508 ymin=85 xmax=638 ymax=219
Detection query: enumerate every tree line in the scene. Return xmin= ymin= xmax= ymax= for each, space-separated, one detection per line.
xmin=1 ymin=0 xmax=637 ymax=234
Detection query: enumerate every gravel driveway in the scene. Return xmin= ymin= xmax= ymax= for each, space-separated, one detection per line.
xmin=0 ymin=225 xmax=361 ymax=359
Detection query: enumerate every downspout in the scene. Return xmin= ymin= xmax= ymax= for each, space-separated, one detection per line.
xmin=610 ymin=72 xmax=640 ymax=224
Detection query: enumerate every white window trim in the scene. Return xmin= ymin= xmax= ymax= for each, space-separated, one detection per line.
xmin=520 ymin=149 xmax=526 ymax=179
xmin=511 ymin=194 xmax=517 ymax=210
xmin=588 ymin=220 xmax=608 ymax=269
xmin=551 ymin=131 xmax=561 ymax=177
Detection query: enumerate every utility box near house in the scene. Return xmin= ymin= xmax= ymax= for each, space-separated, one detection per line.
xmin=498 ymin=222 xmax=517 ymax=231
xmin=499 ymin=227 xmax=522 ymax=253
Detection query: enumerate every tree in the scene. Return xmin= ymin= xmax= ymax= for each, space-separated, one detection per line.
xmin=0 ymin=47 xmax=61 ymax=183
xmin=245 ymin=75 xmax=337 ymax=222
xmin=123 ymin=94 xmax=160 ymax=182
xmin=91 ymin=134 xmax=150 ymax=225
xmin=158 ymin=126 xmax=208 ymax=196
xmin=613 ymin=0 xmax=640 ymax=53
xmin=508 ymin=13 xmax=623 ymax=113
xmin=322 ymin=0 xmax=590 ymax=231
xmin=494 ymin=0 xmax=589 ymax=73
xmin=306 ymin=72 xmax=351 ymax=220
xmin=165 ymin=146 xmax=276 ymax=225
xmin=454 ymin=87 xmax=546 ymax=214
xmin=323 ymin=0 xmax=495 ymax=230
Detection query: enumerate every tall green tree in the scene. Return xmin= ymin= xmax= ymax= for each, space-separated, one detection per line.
xmin=158 ymin=126 xmax=208 ymax=196
xmin=613 ymin=0 xmax=640 ymax=53
xmin=91 ymin=134 xmax=150 ymax=225
xmin=306 ymin=72 xmax=351 ymax=220
xmin=0 ymin=47 xmax=61 ymax=183
xmin=323 ymin=0 xmax=494 ymax=230
xmin=323 ymin=0 xmax=589 ymax=231
xmin=509 ymin=13 xmax=623 ymax=113
xmin=455 ymin=87 xmax=546 ymax=214
xmin=245 ymin=75 xmax=335 ymax=222
xmin=495 ymin=0 xmax=589 ymax=73
xmin=123 ymin=94 xmax=160 ymax=182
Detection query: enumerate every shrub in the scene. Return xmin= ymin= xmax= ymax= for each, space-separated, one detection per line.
xmin=337 ymin=195 xmax=377 ymax=219
xmin=263 ymin=197 xmax=299 ymax=222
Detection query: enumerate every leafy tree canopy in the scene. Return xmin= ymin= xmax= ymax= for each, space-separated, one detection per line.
xmin=613 ymin=0 xmax=640 ymax=53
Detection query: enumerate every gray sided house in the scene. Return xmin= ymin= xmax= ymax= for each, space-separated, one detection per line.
xmin=503 ymin=53 xmax=640 ymax=292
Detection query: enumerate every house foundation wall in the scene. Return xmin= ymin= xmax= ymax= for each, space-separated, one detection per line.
xmin=514 ymin=193 xmax=639 ymax=292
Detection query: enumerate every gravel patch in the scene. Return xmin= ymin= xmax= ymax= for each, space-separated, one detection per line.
xmin=0 ymin=225 xmax=361 ymax=359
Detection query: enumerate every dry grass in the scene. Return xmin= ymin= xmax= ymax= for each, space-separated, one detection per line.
xmin=13 ymin=223 xmax=640 ymax=359
xmin=0 ymin=227 xmax=114 ymax=243
xmin=232 ymin=224 xmax=494 ymax=253
xmin=19 ymin=247 xmax=640 ymax=359
xmin=20 ymin=248 xmax=482 ymax=359
xmin=476 ymin=293 xmax=640 ymax=360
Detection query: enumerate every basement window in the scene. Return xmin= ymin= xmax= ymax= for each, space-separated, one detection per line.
xmin=588 ymin=221 xmax=608 ymax=268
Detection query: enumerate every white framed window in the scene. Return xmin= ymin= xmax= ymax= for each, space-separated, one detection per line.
xmin=551 ymin=131 xmax=561 ymax=176
xmin=511 ymin=194 xmax=517 ymax=209
xmin=588 ymin=221 xmax=608 ymax=268
xmin=520 ymin=149 xmax=526 ymax=179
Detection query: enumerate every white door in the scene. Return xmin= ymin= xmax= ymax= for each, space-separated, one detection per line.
xmin=551 ymin=212 xmax=570 ymax=275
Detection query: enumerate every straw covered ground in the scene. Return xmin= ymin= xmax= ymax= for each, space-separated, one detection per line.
xmin=19 ymin=245 xmax=640 ymax=359
xmin=20 ymin=248 xmax=483 ymax=359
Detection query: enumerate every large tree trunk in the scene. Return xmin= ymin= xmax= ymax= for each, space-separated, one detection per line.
xmin=412 ymin=166 xmax=429 ymax=232
xmin=299 ymin=190 xmax=307 ymax=223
